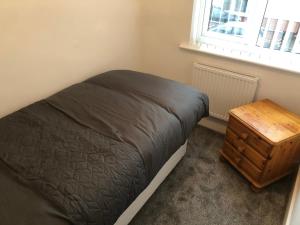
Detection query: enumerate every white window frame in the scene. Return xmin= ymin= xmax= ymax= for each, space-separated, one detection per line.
xmin=191 ymin=0 xmax=268 ymax=46
xmin=187 ymin=0 xmax=300 ymax=74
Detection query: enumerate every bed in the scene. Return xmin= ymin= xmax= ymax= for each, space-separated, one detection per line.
xmin=0 ymin=70 xmax=208 ymax=225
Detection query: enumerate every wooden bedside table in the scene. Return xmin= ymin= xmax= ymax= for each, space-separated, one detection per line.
xmin=220 ymin=99 xmax=300 ymax=191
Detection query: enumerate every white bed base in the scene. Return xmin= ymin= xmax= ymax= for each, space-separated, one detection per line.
xmin=114 ymin=141 xmax=187 ymax=225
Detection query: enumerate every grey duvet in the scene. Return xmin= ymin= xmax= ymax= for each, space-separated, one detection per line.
xmin=0 ymin=70 xmax=208 ymax=225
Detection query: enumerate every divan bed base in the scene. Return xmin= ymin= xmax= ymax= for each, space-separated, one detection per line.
xmin=114 ymin=141 xmax=187 ymax=225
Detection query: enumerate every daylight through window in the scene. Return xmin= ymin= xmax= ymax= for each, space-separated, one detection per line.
xmin=191 ymin=0 xmax=300 ymax=54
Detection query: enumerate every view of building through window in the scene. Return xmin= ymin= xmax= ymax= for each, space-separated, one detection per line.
xmin=208 ymin=0 xmax=248 ymax=37
xmin=206 ymin=0 xmax=300 ymax=54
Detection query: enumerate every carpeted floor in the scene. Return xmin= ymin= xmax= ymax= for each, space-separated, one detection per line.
xmin=130 ymin=126 xmax=294 ymax=225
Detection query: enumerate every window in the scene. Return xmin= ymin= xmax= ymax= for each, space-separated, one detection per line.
xmin=190 ymin=0 xmax=300 ymax=71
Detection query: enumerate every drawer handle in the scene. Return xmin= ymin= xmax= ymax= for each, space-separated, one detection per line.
xmin=236 ymin=157 xmax=242 ymax=165
xmin=240 ymin=133 xmax=249 ymax=140
xmin=232 ymin=139 xmax=246 ymax=153
xmin=237 ymin=146 xmax=245 ymax=153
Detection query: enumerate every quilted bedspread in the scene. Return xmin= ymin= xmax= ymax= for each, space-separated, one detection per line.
xmin=0 ymin=70 xmax=208 ymax=225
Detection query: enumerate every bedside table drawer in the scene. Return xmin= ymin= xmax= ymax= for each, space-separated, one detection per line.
xmin=228 ymin=116 xmax=272 ymax=158
xmin=225 ymin=128 xmax=267 ymax=170
xmin=222 ymin=141 xmax=262 ymax=181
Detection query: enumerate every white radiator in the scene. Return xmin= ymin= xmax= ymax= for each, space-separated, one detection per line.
xmin=192 ymin=63 xmax=259 ymax=121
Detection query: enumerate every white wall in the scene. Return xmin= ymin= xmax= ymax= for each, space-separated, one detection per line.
xmin=139 ymin=0 xmax=300 ymax=131
xmin=0 ymin=0 xmax=141 ymax=118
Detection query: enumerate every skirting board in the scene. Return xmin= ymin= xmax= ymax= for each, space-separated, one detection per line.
xmin=199 ymin=117 xmax=227 ymax=134
xmin=114 ymin=141 xmax=187 ymax=225
xmin=283 ymin=166 xmax=300 ymax=225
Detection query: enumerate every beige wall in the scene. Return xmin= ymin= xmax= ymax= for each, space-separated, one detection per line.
xmin=139 ymin=0 xmax=300 ymax=129
xmin=0 ymin=0 xmax=141 ymax=118
xmin=1 ymin=0 xmax=299 ymax=127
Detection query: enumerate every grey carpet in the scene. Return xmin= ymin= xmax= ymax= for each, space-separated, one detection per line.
xmin=130 ymin=126 xmax=294 ymax=225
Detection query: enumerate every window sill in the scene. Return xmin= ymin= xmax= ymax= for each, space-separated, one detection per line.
xmin=179 ymin=42 xmax=300 ymax=75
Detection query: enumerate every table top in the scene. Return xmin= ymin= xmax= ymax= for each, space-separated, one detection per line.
xmin=230 ymin=99 xmax=300 ymax=144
